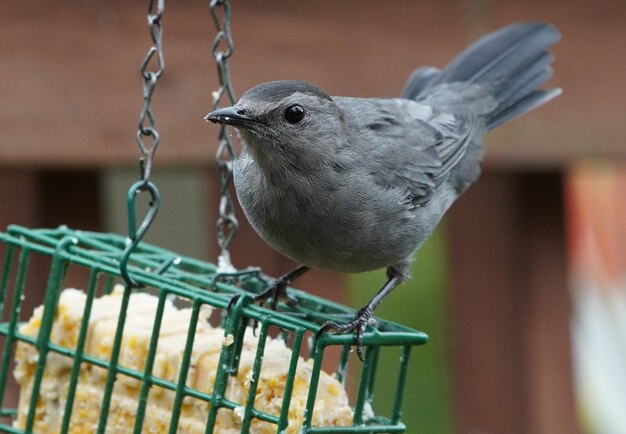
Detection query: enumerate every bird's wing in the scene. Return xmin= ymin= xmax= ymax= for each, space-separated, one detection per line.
xmin=339 ymin=98 xmax=481 ymax=207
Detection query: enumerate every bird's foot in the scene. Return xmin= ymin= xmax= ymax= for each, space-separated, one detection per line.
xmin=316 ymin=307 xmax=376 ymax=362
xmin=252 ymin=277 xmax=299 ymax=310
xmin=227 ymin=276 xmax=298 ymax=312
xmin=226 ymin=276 xmax=298 ymax=335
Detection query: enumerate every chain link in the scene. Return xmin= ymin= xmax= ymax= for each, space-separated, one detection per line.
xmin=209 ymin=0 xmax=239 ymax=271
xmin=120 ymin=0 xmax=165 ymax=287
xmin=137 ymin=0 xmax=165 ymax=182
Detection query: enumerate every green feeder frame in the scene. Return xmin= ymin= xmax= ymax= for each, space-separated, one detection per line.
xmin=0 ymin=225 xmax=427 ymax=433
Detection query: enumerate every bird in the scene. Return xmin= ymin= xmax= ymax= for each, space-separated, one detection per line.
xmin=206 ymin=22 xmax=561 ymax=360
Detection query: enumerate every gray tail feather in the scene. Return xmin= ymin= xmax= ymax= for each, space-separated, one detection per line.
xmin=402 ymin=22 xmax=561 ymax=130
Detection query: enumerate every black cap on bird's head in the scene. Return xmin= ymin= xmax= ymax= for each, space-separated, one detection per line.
xmin=239 ymin=80 xmax=332 ymax=104
xmin=204 ymin=80 xmax=333 ymax=130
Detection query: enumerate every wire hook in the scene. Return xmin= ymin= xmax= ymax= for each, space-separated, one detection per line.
xmin=120 ymin=181 xmax=160 ymax=287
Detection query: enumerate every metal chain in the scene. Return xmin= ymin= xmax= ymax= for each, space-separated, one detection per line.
xmin=120 ymin=0 xmax=165 ymax=287
xmin=137 ymin=0 xmax=165 ymax=182
xmin=209 ymin=0 xmax=239 ymax=272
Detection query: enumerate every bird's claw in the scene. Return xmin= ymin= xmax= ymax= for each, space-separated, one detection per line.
xmin=316 ymin=308 xmax=374 ymax=362
xmin=252 ymin=278 xmax=299 ymax=310
xmin=227 ymin=278 xmax=298 ymax=313
xmin=226 ymin=293 xmax=244 ymax=313
xmin=226 ymin=277 xmax=298 ymax=336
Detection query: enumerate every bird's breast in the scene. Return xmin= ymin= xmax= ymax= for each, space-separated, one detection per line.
xmin=233 ymin=158 xmax=421 ymax=273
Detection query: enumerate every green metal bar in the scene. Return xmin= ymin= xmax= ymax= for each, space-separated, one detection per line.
xmin=1 ymin=233 xmax=231 ymax=311
xmin=96 ymin=284 xmax=133 ymax=434
xmin=0 ymin=408 xmax=17 ymax=417
xmin=0 ymin=247 xmax=26 ymax=409
xmin=316 ymin=331 xmax=427 ymax=347
xmin=364 ymin=346 xmax=381 ymax=407
xmin=5 ymin=225 xmax=65 ymax=250
xmin=0 ymin=422 xmax=25 ymax=433
xmin=228 ymin=305 xmax=251 ymax=376
xmin=238 ymin=310 xmax=313 ymax=336
xmin=168 ymin=297 xmax=202 ymax=434
xmin=204 ymin=295 xmax=250 ymax=434
xmin=277 ymin=329 xmax=305 ymax=432
xmin=103 ymin=273 xmax=116 ymax=294
xmin=243 ymin=408 xmax=279 ymax=425
xmin=302 ymin=338 xmax=326 ymax=432
xmin=307 ymin=424 xmax=407 ymax=433
xmin=0 ymin=245 xmax=15 ymax=322
xmin=60 ymin=267 xmax=101 ymax=433
xmin=335 ymin=345 xmax=351 ymax=386
xmin=133 ymin=289 xmax=168 ymax=434
xmin=153 ymin=254 xmax=181 ymax=275
xmin=25 ymin=236 xmax=74 ymax=433
xmin=0 ymin=233 xmax=218 ymax=300
xmin=56 ymin=231 xmax=189 ymax=283
xmin=10 ymin=333 xmax=115 ymax=372
xmin=179 ymin=389 xmax=280 ymax=425
xmin=391 ymin=345 xmax=412 ymax=424
xmin=8 ymin=331 xmax=193 ymax=398
xmin=10 ymin=330 xmax=216 ymax=402
xmin=1 ymin=232 xmax=232 ymax=307
xmin=240 ymin=319 xmax=269 ymax=432
xmin=352 ymin=346 xmax=378 ymax=426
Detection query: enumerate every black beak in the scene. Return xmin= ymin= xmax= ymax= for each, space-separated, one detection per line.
xmin=204 ymin=106 xmax=264 ymax=127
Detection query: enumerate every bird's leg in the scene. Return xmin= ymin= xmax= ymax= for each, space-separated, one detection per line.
xmin=227 ymin=265 xmax=309 ymax=336
xmin=253 ymin=265 xmax=310 ymax=309
xmin=227 ymin=265 xmax=309 ymax=313
xmin=316 ymin=267 xmax=404 ymax=361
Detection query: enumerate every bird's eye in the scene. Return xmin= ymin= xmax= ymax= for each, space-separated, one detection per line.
xmin=284 ymin=104 xmax=305 ymax=124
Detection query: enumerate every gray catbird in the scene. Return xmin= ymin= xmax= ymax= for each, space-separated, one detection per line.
xmin=206 ymin=22 xmax=561 ymax=359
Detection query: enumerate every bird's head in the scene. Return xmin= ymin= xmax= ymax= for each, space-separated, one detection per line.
xmin=205 ymin=80 xmax=346 ymax=168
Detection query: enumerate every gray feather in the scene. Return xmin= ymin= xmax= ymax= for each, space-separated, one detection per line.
xmin=494 ymin=55 xmax=554 ymax=107
xmin=404 ymin=22 xmax=561 ymax=130
xmin=487 ymin=88 xmax=561 ymax=129
xmin=434 ymin=22 xmax=560 ymax=85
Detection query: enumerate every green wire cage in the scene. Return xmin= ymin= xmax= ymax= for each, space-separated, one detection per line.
xmin=0 ymin=225 xmax=427 ymax=433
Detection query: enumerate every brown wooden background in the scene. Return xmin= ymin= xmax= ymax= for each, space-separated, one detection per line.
xmin=1 ymin=0 xmax=625 ymax=433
